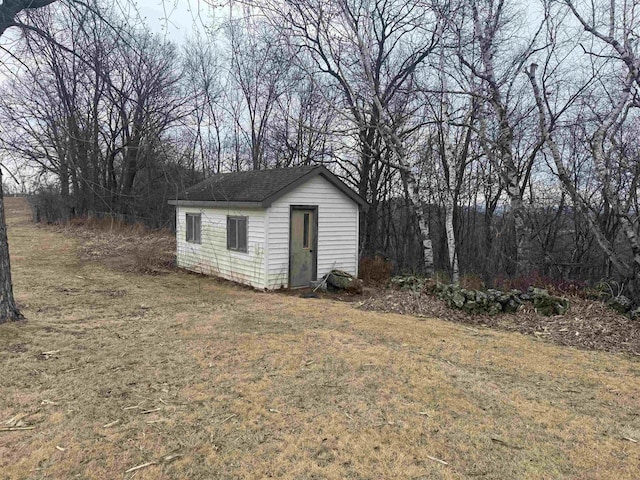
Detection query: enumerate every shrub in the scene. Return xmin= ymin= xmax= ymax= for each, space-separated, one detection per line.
xmin=459 ymin=273 xmax=485 ymax=290
xmin=359 ymin=255 xmax=393 ymax=285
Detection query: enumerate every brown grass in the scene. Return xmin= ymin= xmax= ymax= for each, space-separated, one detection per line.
xmin=56 ymin=215 xmax=176 ymax=274
xmin=1 ymin=197 xmax=639 ymax=479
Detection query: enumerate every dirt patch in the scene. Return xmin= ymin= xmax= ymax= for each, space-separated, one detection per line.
xmin=359 ymin=289 xmax=640 ymax=357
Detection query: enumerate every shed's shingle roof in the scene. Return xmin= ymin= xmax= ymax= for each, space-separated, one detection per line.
xmin=170 ymin=165 xmax=365 ymax=207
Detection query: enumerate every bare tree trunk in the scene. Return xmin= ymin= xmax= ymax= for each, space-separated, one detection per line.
xmin=398 ymin=161 xmax=435 ymax=276
xmin=444 ymin=194 xmax=458 ymax=282
xmin=0 ymin=170 xmax=22 ymax=323
xmin=439 ymin=79 xmax=461 ymax=283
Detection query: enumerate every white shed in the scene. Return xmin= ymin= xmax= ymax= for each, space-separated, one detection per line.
xmin=168 ymin=166 xmax=366 ymax=289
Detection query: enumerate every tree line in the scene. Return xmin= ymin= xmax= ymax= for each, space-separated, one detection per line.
xmin=1 ymin=0 xmax=639 ymax=300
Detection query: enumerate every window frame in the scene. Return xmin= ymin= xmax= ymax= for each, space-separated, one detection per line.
xmin=227 ymin=215 xmax=248 ymax=253
xmin=185 ymin=213 xmax=201 ymax=244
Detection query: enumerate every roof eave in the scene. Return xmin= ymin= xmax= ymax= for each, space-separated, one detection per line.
xmin=168 ymin=200 xmax=265 ymax=208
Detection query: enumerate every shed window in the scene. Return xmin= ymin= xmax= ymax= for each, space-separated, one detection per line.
xmin=186 ymin=213 xmax=201 ymax=244
xmin=227 ymin=216 xmax=247 ymax=252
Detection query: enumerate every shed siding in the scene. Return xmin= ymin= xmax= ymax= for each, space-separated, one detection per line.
xmin=266 ymin=175 xmax=359 ymax=289
xmin=176 ymin=206 xmax=266 ymax=288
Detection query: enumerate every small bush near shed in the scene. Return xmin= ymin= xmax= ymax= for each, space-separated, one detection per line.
xmin=358 ymin=255 xmax=393 ymax=285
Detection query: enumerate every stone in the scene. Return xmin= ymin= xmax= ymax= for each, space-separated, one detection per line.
xmin=452 ymin=291 xmax=466 ymax=308
xmin=607 ymin=295 xmax=633 ymax=314
xmin=463 ymin=300 xmax=479 ymax=312
xmin=531 ymin=289 xmax=570 ymax=316
xmin=327 ymin=270 xmax=359 ymax=291
xmin=487 ymin=303 xmax=503 ymax=316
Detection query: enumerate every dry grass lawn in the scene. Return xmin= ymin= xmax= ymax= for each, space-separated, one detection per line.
xmin=1 ymin=197 xmax=639 ymax=479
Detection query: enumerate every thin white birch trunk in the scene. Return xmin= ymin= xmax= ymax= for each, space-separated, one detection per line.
xmin=470 ymin=0 xmax=529 ymax=274
xmin=440 ymin=103 xmax=459 ymax=282
xmin=346 ymin=12 xmax=436 ymax=275
xmin=438 ymin=44 xmax=460 ymax=283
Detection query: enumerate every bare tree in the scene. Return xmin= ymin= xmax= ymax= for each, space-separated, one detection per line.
xmin=452 ymin=0 xmax=545 ymax=274
xmin=526 ymin=0 xmax=640 ymax=299
xmin=182 ymin=35 xmax=226 ymax=174
xmin=225 ymin=17 xmax=288 ymax=170
xmin=0 ymin=0 xmax=62 ymax=323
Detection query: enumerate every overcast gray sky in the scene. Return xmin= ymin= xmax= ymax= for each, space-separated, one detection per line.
xmin=136 ymin=0 xmax=215 ymax=41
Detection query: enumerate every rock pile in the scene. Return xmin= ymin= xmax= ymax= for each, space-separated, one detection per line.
xmin=390 ymin=276 xmax=570 ymax=316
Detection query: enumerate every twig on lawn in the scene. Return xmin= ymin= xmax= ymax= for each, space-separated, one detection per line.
xmin=623 ymin=437 xmax=638 ymax=443
xmin=426 ymin=455 xmax=448 ymax=465
xmin=141 ymin=408 xmax=161 ymax=414
xmin=125 ymin=461 xmax=157 ymax=473
xmin=41 ymin=350 xmax=60 ymax=356
xmin=4 ymin=413 xmax=29 ymax=426
xmin=219 ymin=414 xmax=237 ymax=423
xmin=491 ymin=437 xmax=524 ymax=449
xmin=161 ymin=453 xmax=183 ymax=463
xmin=0 ymin=426 xmax=36 ymax=431
xmin=103 ymin=419 xmax=121 ymax=428
xmin=125 ymin=453 xmax=184 ymax=474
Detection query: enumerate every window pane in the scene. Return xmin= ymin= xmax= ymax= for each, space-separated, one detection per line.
xmin=303 ymin=213 xmax=310 ymax=248
xmin=227 ymin=218 xmax=236 ymax=249
xmin=186 ymin=214 xmax=193 ymax=242
xmin=238 ymin=218 xmax=247 ymax=252
xmin=186 ymin=214 xmax=201 ymax=243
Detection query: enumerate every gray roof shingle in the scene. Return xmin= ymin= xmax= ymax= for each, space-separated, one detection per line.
xmin=170 ymin=165 xmax=365 ymax=207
